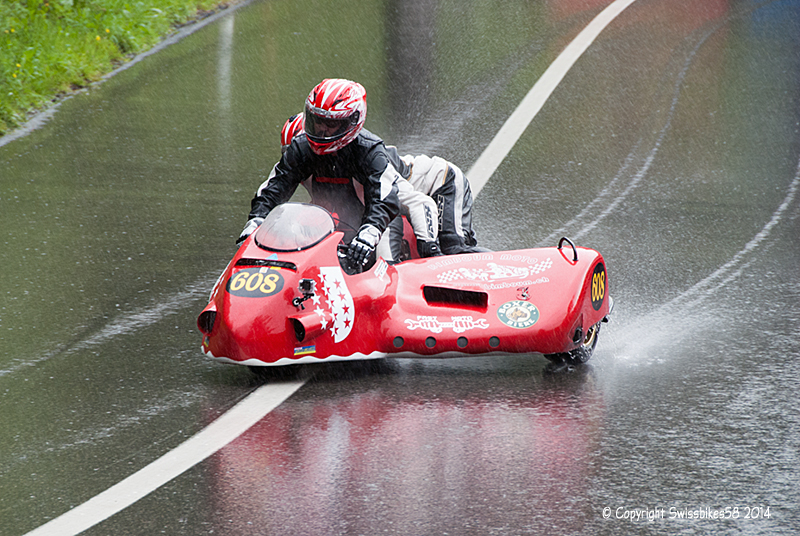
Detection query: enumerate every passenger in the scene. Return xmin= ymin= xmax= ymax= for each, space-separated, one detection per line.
xmin=394 ymin=153 xmax=488 ymax=258
xmin=237 ymin=79 xmax=441 ymax=264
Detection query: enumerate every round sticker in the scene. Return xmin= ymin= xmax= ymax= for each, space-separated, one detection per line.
xmin=497 ymin=300 xmax=540 ymax=329
xmin=591 ymin=263 xmax=606 ymax=311
xmin=226 ymin=268 xmax=284 ymax=298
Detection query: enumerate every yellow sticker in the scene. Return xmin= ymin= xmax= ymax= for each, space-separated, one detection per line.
xmin=226 ymin=268 xmax=284 ymax=298
xmin=591 ymin=263 xmax=606 ymax=310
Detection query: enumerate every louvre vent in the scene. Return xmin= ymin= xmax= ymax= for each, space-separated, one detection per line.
xmin=423 ymin=286 xmax=488 ymax=311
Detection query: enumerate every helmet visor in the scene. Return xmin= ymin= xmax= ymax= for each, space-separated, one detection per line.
xmin=305 ymin=106 xmax=359 ymax=143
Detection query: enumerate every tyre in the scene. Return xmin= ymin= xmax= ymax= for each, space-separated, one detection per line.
xmin=545 ymin=322 xmax=601 ymax=366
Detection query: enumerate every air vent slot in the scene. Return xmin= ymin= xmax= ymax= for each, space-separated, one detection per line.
xmin=235 ymin=258 xmax=297 ymax=271
xmin=423 ymin=286 xmax=488 ymax=311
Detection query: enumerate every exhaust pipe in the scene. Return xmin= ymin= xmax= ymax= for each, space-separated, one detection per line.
xmin=289 ymin=313 xmax=325 ymax=343
xmin=198 ymin=308 xmax=217 ymax=336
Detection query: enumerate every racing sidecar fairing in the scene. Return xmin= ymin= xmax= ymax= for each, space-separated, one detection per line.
xmin=198 ymin=204 xmax=612 ymax=368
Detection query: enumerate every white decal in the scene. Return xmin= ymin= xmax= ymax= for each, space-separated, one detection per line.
xmin=318 ymin=266 xmax=355 ymax=343
xmin=405 ymin=315 xmax=490 ymax=334
xmin=426 ymin=253 xmax=495 ymax=271
xmin=481 ymin=277 xmax=550 ymax=291
xmin=374 ymin=258 xmax=388 ymax=281
xmin=436 ymin=259 xmax=553 ymax=284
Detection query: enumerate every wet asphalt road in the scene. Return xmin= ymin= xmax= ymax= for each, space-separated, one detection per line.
xmin=1 ymin=0 xmax=799 ymax=534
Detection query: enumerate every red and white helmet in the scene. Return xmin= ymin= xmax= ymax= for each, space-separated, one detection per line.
xmin=304 ymin=79 xmax=366 ymax=155
xmin=280 ymin=113 xmax=304 ymax=153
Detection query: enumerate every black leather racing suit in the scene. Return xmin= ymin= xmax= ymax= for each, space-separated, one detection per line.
xmin=249 ymin=130 xmax=439 ymax=250
xmin=248 ymin=129 xmax=403 ymax=241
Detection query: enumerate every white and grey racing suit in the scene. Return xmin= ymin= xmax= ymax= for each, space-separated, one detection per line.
xmin=386 ymin=154 xmax=487 ymax=259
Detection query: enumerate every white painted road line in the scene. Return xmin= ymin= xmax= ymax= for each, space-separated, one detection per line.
xmin=23 ymin=1 xmax=640 ymax=534
xmin=468 ymin=0 xmax=639 ymax=196
xmin=24 ymin=381 xmax=306 ymax=536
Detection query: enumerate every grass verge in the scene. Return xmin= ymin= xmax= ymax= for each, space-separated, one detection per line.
xmin=0 ymin=0 xmax=237 ymax=136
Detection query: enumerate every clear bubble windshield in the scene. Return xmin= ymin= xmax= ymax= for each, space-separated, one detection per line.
xmin=254 ymin=203 xmax=335 ymax=251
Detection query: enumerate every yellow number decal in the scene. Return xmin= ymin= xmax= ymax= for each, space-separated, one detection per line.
xmin=244 ymin=272 xmax=263 ymax=292
xmin=591 ymin=264 xmax=606 ymax=311
xmin=592 ymin=271 xmax=605 ymax=302
xmin=227 ymin=268 xmax=285 ymax=298
xmin=229 ymin=271 xmax=249 ymax=292
xmin=260 ymin=272 xmax=280 ymax=294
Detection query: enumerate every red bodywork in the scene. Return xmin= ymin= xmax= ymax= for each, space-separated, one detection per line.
xmin=198 ymin=204 xmax=610 ymax=367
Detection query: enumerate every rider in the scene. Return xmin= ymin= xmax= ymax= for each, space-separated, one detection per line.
xmin=274 ymin=110 xmax=487 ymax=260
xmin=239 ymin=79 xmax=441 ymax=262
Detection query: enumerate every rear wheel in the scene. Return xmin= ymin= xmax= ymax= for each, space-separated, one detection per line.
xmin=545 ymin=322 xmax=601 ymax=366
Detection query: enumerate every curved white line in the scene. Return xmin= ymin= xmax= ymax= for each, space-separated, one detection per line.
xmin=541 ymin=17 xmax=727 ymax=244
xmin=23 ymin=381 xmax=306 ymax=536
xmin=21 ymin=2 xmax=640 ymax=534
xmin=538 ymin=144 xmax=639 ymax=245
xmin=468 ymin=0 xmax=639 ymax=195
xmin=663 ymin=167 xmax=800 ymax=311
xmin=0 ymin=277 xmax=216 ymax=378
xmin=614 ymin=167 xmax=799 ymax=358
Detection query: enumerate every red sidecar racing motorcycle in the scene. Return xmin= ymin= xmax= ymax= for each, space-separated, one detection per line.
xmin=198 ymin=203 xmax=612 ymax=370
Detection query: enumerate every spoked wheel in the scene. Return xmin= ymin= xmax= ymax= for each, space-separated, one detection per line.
xmin=545 ymin=322 xmax=601 ymax=366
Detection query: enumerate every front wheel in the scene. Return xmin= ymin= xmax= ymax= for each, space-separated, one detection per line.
xmin=545 ymin=322 xmax=601 ymax=366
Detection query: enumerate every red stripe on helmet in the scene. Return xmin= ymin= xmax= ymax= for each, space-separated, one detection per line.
xmin=280 ymin=114 xmax=304 ymax=148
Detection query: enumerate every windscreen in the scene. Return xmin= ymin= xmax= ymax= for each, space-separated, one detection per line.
xmin=254 ymin=203 xmax=335 ymax=251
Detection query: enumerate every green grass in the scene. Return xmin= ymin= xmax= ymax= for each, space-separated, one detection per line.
xmin=0 ymin=0 xmax=229 ymax=135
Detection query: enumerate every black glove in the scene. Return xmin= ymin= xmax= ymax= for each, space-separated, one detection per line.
xmin=236 ymin=217 xmax=264 ymax=245
xmin=348 ymin=224 xmax=381 ymax=265
xmin=417 ymin=240 xmax=443 ymax=258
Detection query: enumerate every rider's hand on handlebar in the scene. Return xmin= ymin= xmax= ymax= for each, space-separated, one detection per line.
xmin=348 ymin=224 xmax=381 ymax=265
xmin=236 ymin=217 xmax=264 ymax=245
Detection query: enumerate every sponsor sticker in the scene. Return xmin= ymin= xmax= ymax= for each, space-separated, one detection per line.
xmin=405 ymin=315 xmax=490 ymax=334
xmin=591 ymin=263 xmax=606 ymax=311
xmin=226 ymin=267 xmax=284 ymax=298
xmin=497 ymin=300 xmax=540 ymax=329
xmin=294 ymin=345 xmax=316 ymax=356
xmin=436 ymin=259 xmax=553 ymax=284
